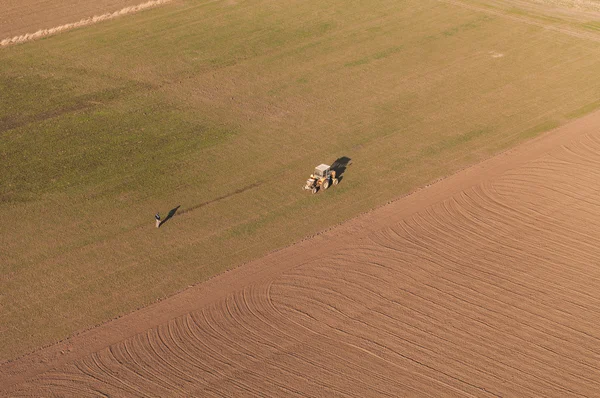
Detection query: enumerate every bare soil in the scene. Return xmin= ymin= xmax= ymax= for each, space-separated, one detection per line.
xmin=3 ymin=106 xmax=600 ymax=397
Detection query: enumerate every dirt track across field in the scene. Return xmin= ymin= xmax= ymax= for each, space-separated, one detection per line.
xmin=0 ymin=0 xmax=173 ymax=47
xmin=4 ymin=109 xmax=600 ymax=396
xmin=0 ymin=0 xmax=168 ymax=40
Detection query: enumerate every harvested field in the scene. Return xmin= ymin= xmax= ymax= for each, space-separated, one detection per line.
xmin=3 ymin=109 xmax=600 ymax=396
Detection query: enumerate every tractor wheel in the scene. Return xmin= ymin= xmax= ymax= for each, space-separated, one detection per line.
xmin=332 ymin=178 xmax=339 ymax=186
xmin=312 ymin=187 xmax=318 ymax=194
xmin=322 ymin=179 xmax=330 ymax=190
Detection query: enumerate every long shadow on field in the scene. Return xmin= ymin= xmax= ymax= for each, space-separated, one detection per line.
xmin=178 ymin=182 xmax=263 ymax=216
xmin=159 ymin=205 xmax=181 ymax=227
xmin=157 ymin=183 xmax=263 ymax=227
xmin=331 ymin=156 xmax=352 ymax=183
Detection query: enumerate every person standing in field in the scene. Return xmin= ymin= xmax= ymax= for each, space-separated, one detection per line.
xmin=155 ymin=212 xmax=161 ymax=228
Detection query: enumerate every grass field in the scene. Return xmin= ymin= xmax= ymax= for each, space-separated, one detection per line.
xmin=3 ymin=0 xmax=600 ymax=362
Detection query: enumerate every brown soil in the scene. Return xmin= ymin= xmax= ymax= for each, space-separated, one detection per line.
xmin=3 ymin=108 xmax=600 ymax=396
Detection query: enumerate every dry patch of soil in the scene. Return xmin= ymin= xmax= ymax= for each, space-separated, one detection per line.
xmin=3 ymin=109 xmax=600 ymax=396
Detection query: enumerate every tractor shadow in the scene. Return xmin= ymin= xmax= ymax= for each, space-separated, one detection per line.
xmin=331 ymin=156 xmax=352 ymax=183
xmin=159 ymin=205 xmax=181 ymax=227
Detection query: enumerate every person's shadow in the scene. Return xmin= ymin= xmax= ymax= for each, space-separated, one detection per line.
xmin=331 ymin=156 xmax=352 ymax=183
xmin=159 ymin=205 xmax=180 ymax=227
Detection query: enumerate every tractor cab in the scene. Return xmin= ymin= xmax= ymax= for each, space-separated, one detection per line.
xmin=314 ymin=164 xmax=331 ymax=178
xmin=304 ymin=163 xmax=338 ymax=194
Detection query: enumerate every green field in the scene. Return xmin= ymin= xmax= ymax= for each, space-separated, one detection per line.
xmin=3 ymin=0 xmax=600 ymax=361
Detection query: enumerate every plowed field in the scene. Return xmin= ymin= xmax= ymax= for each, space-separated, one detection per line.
xmin=4 ymin=107 xmax=600 ymax=397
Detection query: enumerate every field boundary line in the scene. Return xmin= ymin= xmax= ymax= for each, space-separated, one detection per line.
xmin=0 ymin=0 xmax=173 ymax=47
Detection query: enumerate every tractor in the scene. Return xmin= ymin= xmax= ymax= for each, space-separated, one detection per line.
xmin=303 ymin=164 xmax=338 ymax=194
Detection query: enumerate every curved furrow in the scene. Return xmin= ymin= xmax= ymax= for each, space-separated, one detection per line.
xmin=173 ymin=313 xmax=249 ymax=397
xmin=495 ymin=153 xmax=600 ymax=208
xmin=274 ymin=269 xmax=504 ymax=394
xmin=475 ymin=180 xmax=600 ymax=249
xmin=272 ymin=268 xmax=507 ymax=397
xmin=236 ymin=286 xmax=365 ymax=398
xmin=558 ymin=135 xmax=600 ymax=168
xmin=154 ymin=317 xmax=216 ymax=383
xmin=414 ymin=183 xmax=600 ymax=301
xmin=488 ymin=172 xmax=600 ymax=280
xmin=197 ymin=284 xmax=425 ymax=397
xmin=144 ymin=325 xmax=201 ymax=393
xmin=190 ymin=300 xmax=279 ymax=397
xmin=8 ymin=369 xmax=111 ymax=398
xmin=202 ymin=289 xmax=364 ymax=397
xmin=275 ymin=265 xmax=538 ymax=395
xmin=366 ymin=238 xmax=600 ymax=374
xmin=222 ymin=288 xmax=356 ymax=397
xmin=271 ymin=277 xmax=489 ymax=396
xmin=421 ymin=280 xmax=600 ymax=388
xmin=266 ymin=281 xmax=408 ymax=395
xmin=101 ymin=334 xmax=185 ymax=395
xmin=362 ymin=295 xmax=585 ymax=396
xmin=584 ymin=132 xmax=600 ymax=151
xmin=104 ymin=331 xmax=188 ymax=395
xmin=356 ymin=176 xmax=600 ymax=394
xmin=454 ymin=184 xmax=600 ymax=297
xmin=72 ymin=351 xmax=151 ymax=397
xmin=418 ymin=187 xmax=600 ymax=360
xmin=276 ymin=255 xmax=596 ymax=394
